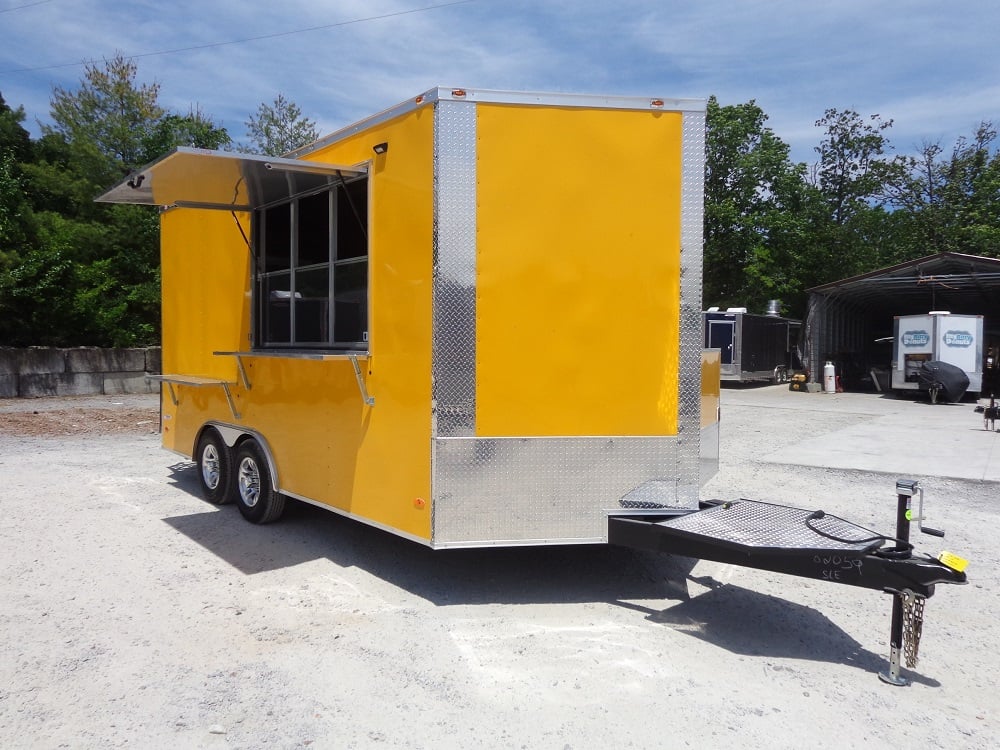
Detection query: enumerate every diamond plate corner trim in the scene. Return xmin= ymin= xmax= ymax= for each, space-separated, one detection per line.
xmin=432 ymin=100 xmax=478 ymax=440
xmin=677 ymin=110 xmax=707 ymax=505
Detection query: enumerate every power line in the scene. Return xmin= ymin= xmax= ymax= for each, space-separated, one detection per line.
xmin=1 ymin=0 xmax=476 ymax=74
xmin=0 ymin=0 xmax=53 ymax=14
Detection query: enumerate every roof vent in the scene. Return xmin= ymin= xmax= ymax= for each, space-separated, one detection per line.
xmin=765 ymin=299 xmax=782 ymax=317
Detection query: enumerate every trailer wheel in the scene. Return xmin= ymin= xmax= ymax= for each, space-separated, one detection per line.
xmin=234 ymin=439 xmax=285 ymax=524
xmin=196 ymin=429 xmax=233 ymax=505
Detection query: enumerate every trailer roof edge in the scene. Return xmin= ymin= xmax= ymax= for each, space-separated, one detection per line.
xmin=288 ymin=87 xmax=707 ymax=158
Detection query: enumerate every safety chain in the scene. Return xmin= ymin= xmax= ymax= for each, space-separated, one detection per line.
xmin=902 ymin=591 xmax=926 ymax=668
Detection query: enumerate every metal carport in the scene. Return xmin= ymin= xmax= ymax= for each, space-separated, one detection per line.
xmin=804 ymin=252 xmax=1000 ymax=391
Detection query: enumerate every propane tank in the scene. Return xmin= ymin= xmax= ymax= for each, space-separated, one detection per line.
xmin=823 ymin=361 xmax=836 ymax=393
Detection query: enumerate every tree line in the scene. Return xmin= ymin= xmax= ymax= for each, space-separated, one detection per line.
xmin=705 ymin=98 xmax=999 ymax=316
xmin=0 ymin=57 xmax=997 ymax=347
xmin=0 ymin=55 xmax=319 ymax=348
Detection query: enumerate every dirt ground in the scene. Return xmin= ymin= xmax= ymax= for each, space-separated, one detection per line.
xmin=0 ymin=390 xmax=997 ymax=749
xmin=0 ymin=395 xmax=160 ymax=437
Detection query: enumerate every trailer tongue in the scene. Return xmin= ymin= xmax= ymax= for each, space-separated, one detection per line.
xmin=610 ymin=479 xmax=967 ymax=686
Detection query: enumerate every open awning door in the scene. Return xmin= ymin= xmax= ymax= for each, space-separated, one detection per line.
xmin=96 ymin=147 xmax=367 ymax=211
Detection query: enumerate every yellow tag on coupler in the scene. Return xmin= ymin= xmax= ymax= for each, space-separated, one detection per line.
xmin=938 ymin=551 xmax=969 ymax=573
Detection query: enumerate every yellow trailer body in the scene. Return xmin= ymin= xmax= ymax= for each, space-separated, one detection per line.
xmin=99 ymin=88 xmax=714 ymax=547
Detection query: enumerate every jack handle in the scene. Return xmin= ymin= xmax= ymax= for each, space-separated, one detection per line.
xmin=896 ymin=479 xmax=945 ymax=540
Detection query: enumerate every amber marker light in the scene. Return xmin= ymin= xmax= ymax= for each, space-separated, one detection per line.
xmin=451 ymin=89 xmax=467 ymax=98
xmin=650 ymin=99 xmax=665 ymax=108
xmin=414 ymin=498 xmax=427 ymax=509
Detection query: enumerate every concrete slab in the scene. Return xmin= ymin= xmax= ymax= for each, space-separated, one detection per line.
xmin=726 ymin=386 xmax=1000 ymax=481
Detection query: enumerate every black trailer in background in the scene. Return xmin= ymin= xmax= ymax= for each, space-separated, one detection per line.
xmin=704 ymin=310 xmax=802 ymax=383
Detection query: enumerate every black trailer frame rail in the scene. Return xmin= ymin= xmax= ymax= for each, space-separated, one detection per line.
xmin=610 ymin=480 xmax=967 ymax=686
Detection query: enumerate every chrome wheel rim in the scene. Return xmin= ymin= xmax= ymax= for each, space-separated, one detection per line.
xmin=201 ymin=443 xmax=221 ymax=490
xmin=238 ymin=456 xmax=261 ymax=507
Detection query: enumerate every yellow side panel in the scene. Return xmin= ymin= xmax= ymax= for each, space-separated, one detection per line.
xmin=475 ymin=104 xmax=684 ymax=437
xmin=158 ymin=108 xmax=435 ymax=540
xmin=701 ymin=349 xmax=721 ymax=429
xmin=228 ymin=357 xmax=371 ymax=508
xmin=302 ymin=108 xmax=435 ymax=538
xmin=161 ymin=209 xmax=250 ymax=378
xmin=159 ymin=209 xmax=251 ymax=455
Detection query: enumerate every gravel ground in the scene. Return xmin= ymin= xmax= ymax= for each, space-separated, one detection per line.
xmin=0 ymin=389 xmax=997 ymax=749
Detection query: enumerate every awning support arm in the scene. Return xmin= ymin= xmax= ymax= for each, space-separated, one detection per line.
xmin=348 ymin=355 xmax=375 ymax=406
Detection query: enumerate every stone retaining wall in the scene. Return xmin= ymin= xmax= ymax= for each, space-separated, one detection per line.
xmin=0 ymin=347 xmax=161 ymax=398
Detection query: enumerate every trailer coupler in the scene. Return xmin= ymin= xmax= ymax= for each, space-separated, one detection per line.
xmin=609 ymin=479 xmax=967 ymax=685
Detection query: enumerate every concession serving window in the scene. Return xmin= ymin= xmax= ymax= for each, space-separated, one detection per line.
xmin=97 ymin=147 xmax=370 ymax=351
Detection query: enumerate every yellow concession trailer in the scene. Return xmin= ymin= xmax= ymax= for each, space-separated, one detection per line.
xmin=99 ymin=87 xmax=718 ymax=547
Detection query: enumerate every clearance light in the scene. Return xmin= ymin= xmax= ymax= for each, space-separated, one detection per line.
xmin=451 ymin=89 xmax=467 ymax=98
xmin=650 ymin=99 xmax=665 ymax=108
xmin=415 ymin=95 xmax=424 ymax=104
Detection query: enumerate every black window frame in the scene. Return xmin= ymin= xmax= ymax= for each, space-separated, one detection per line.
xmin=252 ymin=175 xmax=369 ymax=351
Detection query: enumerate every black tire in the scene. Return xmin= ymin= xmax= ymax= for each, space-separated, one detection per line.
xmin=234 ymin=439 xmax=285 ymax=524
xmin=195 ymin=428 xmax=234 ymax=505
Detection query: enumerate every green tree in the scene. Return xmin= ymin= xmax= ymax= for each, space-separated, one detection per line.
xmin=809 ymin=108 xmax=906 ymax=277
xmin=47 ymin=53 xmax=165 ymax=181
xmin=0 ymin=92 xmax=31 ymax=162
xmin=141 ymin=107 xmax=232 ymax=162
xmin=21 ymin=133 xmax=107 ymax=220
xmin=0 ymin=62 xmax=231 ymax=347
xmin=883 ymin=122 xmax=999 ymax=260
xmin=0 ymin=215 xmax=90 ymax=346
xmin=812 ymin=108 xmax=897 ymax=226
xmin=943 ymin=123 xmax=1000 ymax=257
xmin=243 ymin=94 xmax=319 ymax=156
xmin=0 ymin=93 xmax=36 ymax=270
xmin=884 ymin=140 xmax=950 ymax=257
xmin=704 ymin=96 xmax=815 ymax=315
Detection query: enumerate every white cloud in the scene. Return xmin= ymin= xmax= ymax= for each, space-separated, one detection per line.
xmin=1 ymin=0 xmax=996 ymax=162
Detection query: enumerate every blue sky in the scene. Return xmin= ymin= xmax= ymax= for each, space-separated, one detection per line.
xmin=1 ymin=0 xmax=997 ymax=164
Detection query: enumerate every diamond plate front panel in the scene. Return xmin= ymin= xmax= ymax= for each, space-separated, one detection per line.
xmin=678 ymin=110 xmax=707 ymax=505
xmin=432 ymin=436 xmax=684 ymax=546
xmin=432 ymin=100 xmax=478 ymax=438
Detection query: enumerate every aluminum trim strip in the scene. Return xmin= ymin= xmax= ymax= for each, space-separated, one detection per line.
xmin=431 ymin=100 xmax=478 ymax=439
xmin=436 ymin=87 xmax=706 ymax=112
xmin=677 ymin=110 xmax=707 ymax=506
xmin=289 ymin=88 xmax=440 ymax=158
xmin=432 ymin=536 xmax=607 ymax=549
xmin=291 ymin=88 xmax=706 ymax=158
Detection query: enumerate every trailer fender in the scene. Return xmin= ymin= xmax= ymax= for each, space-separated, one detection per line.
xmin=197 ymin=422 xmax=281 ymax=493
